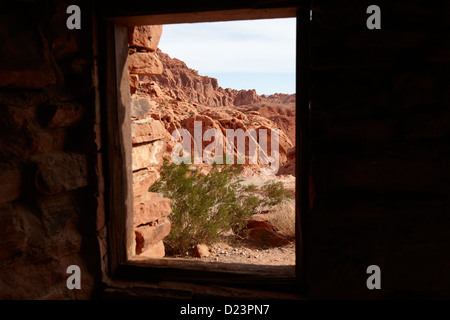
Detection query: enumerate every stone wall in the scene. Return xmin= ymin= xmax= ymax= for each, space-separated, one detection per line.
xmin=128 ymin=25 xmax=164 ymax=94
xmin=128 ymin=26 xmax=172 ymax=258
xmin=308 ymin=0 xmax=450 ymax=299
xmin=0 ymin=0 xmax=101 ymax=299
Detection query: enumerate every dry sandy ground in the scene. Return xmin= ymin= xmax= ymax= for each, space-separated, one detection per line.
xmin=188 ymin=241 xmax=295 ymax=266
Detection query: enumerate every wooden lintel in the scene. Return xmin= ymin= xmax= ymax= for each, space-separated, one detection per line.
xmin=106 ymin=7 xmax=297 ymax=26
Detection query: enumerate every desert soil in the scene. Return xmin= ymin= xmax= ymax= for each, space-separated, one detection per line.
xmin=179 ymin=241 xmax=296 ymax=266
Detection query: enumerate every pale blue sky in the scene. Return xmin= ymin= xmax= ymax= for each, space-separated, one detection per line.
xmin=158 ymin=18 xmax=296 ymax=95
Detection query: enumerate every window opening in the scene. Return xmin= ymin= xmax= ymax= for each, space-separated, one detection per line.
xmin=128 ymin=18 xmax=297 ymax=268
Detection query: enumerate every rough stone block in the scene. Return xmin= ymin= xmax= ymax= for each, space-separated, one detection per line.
xmin=35 ymin=193 xmax=79 ymax=237
xmin=131 ymin=117 xmax=167 ymax=144
xmin=191 ymin=244 xmax=210 ymax=258
xmin=129 ymin=74 xmax=139 ymax=94
xmin=31 ymin=152 xmax=88 ymax=195
xmin=133 ymin=192 xmax=172 ymax=226
xmin=0 ymin=14 xmax=56 ymax=88
xmin=132 ymin=168 xmax=160 ymax=198
xmin=0 ymin=106 xmax=30 ymax=133
xmin=0 ymin=253 xmax=93 ymax=299
xmin=0 ymin=109 xmax=65 ymax=159
xmin=31 ymin=128 xmax=67 ymax=155
xmin=135 ymin=218 xmax=171 ymax=254
xmin=131 ymin=140 xmax=165 ymax=171
xmin=128 ymin=25 xmax=163 ymax=52
xmin=0 ymin=166 xmax=21 ymax=204
xmin=131 ymin=96 xmax=158 ymax=119
xmin=40 ymin=102 xmax=84 ymax=128
xmin=0 ymin=203 xmax=27 ymax=262
xmin=128 ymin=52 xmax=163 ymax=76
xmin=139 ymin=240 xmax=165 ymax=258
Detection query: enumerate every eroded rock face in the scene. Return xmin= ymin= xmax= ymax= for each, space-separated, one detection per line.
xmin=136 ymin=89 xmax=295 ymax=168
xmin=143 ymin=50 xmax=265 ymax=107
xmin=233 ymin=89 xmax=261 ymax=106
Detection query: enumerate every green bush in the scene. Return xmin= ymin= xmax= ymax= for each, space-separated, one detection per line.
xmin=149 ymin=160 xmax=290 ymax=254
xmin=261 ymin=181 xmax=293 ymax=207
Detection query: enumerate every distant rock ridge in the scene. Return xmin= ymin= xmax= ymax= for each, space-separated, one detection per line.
xmin=139 ymin=49 xmax=295 ymax=108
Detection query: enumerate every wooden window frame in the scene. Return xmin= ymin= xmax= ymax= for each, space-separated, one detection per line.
xmin=99 ymin=2 xmax=310 ymax=297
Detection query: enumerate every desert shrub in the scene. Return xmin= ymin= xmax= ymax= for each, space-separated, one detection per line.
xmin=260 ymin=180 xmax=293 ymax=207
xmin=149 ymin=160 xmax=290 ymax=254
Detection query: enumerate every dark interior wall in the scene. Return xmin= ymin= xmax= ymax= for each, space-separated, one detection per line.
xmin=1 ymin=0 xmax=449 ymax=300
xmin=309 ymin=0 xmax=450 ymax=298
xmin=0 ymin=0 xmax=102 ymax=299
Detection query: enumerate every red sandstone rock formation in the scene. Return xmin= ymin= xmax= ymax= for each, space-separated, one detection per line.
xmin=260 ymin=93 xmax=296 ymax=106
xmin=131 ymin=91 xmax=294 ymax=168
xmin=233 ymin=89 xmax=261 ymax=106
xmin=237 ymin=104 xmax=296 ymax=145
xmin=129 ymin=48 xmax=296 ymax=172
xmin=244 ymin=213 xmax=293 ymax=247
xmin=142 ymin=50 xmax=265 ymax=107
